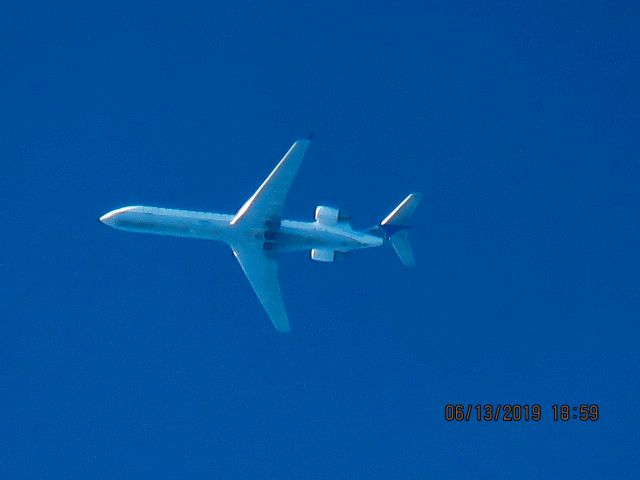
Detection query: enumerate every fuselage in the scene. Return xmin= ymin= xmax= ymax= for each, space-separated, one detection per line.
xmin=99 ymin=138 xmax=419 ymax=332
xmin=99 ymin=206 xmax=384 ymax=254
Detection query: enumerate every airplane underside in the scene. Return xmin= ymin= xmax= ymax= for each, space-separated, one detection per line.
xmin=100 ymin=138 xmax=420 ymax=332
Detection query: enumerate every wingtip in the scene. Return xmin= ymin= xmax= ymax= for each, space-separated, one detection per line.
xmin=274 ymin=322 xmax=291 ymax=333
xmin=404 ymin=193 xmax=422 ymax=205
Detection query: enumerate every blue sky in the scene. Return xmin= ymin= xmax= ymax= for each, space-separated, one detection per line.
xmin=2 ymin=1 xmax=639 ymax=477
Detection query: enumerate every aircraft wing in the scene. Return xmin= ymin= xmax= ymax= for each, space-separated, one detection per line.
xmin=230 ymin=138 xmax=311 ymax=227
xmin=231 ymin=245 xmax=290 ymax=333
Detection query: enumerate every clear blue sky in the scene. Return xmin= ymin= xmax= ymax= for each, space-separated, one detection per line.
xmin=2 ymin=1 xmax=639 ymax=477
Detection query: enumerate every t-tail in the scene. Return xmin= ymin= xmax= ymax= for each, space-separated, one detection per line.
xmin=378 ymin=193 xmax=422 ymax=267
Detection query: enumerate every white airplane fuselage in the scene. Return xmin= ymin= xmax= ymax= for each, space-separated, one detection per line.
xmin=100 ymin=206 xmax=384 ymax=255
xmin=100 ymin=139 xmax=420 ymax=332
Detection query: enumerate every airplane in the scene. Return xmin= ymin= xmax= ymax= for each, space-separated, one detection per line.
xmin=100 ymin=138 xmax=421 ymax=332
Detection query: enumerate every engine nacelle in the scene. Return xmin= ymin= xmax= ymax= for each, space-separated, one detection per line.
xmin=314 ymin=205 xmax=340 ymax=224
xmin=311 ymin=248 xmax=335 ymax=262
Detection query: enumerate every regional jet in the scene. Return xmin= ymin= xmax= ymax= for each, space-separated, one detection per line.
xmin=100 ymin=138 xmax=421 ymax=332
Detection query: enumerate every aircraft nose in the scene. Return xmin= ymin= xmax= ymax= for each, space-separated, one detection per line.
xmin=99 ymin=210 xmax=118 ymax=226
xmin=99 ymin=206 xmax=141 ymax=227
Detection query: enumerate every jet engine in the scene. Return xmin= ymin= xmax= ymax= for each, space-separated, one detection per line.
xmin=314 ymin=205 xmax=340 ymax=224
xmin=311 ymin=248 xmax=335 ymax=262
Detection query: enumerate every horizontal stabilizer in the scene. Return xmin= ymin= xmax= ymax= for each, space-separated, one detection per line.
xmin=389 ymin=230 xmax=415 ymax=267
xmin=380 ymin=193 xmax=421 ymax=267
xmin=381 ymin=193 xmax=422 ymax=230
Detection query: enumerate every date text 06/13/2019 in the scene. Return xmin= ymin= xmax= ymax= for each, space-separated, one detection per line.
xmin=444 ymin=404 xmax=599 ymax=422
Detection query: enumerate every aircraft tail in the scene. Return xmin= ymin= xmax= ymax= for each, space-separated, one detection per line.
xmin=379 ymin=193 xmax=422 ymax=267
